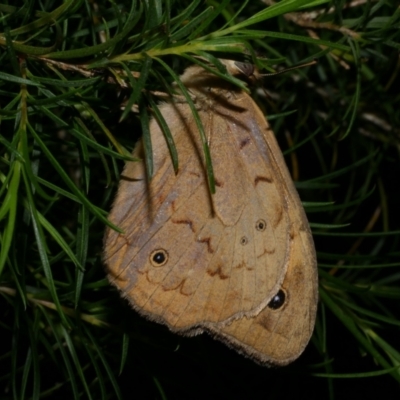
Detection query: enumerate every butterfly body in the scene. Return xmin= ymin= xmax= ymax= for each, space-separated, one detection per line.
xmin=104 ymin=63 xmax=318 ymax=365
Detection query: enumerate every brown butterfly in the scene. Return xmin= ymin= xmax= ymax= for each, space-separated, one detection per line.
xmin=103 ymin=60 xmax=318 ymax=366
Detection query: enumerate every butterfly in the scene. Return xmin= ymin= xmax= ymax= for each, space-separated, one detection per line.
xmin=103 ymin=60 xmax=318 ymax=366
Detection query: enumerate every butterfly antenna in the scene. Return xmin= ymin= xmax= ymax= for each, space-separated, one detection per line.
xmin=260 ymin=59 xmax=317 ymax=77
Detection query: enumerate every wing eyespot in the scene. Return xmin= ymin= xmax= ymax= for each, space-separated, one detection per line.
xmin=267 ymin=289 xmax=286 ymax=310
xmin=255 ymin=219 xmax=267 ymax=232
xmin=240 ymin=236 xmax=248 ymax=246
xmin=150 ymin=249 xmax=169 ymax=267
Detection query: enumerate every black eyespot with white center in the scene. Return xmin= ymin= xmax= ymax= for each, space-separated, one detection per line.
xmin=240 ymin=236 xmax=248 ymax=246
xmin=267 ymin=290 xmax=286 ymax=310
xmin=150 ymin=249 xmax=168 ymax=267
xmin=256 ymin=219 xmax=267 ymax=232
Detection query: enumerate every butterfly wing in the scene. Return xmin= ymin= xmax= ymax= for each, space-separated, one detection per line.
xmin=104 ymin=64 xmax=317 ymax=365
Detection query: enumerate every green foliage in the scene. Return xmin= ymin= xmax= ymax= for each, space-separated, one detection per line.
xmin=1 ymin=0 xmax=399 ymax=398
